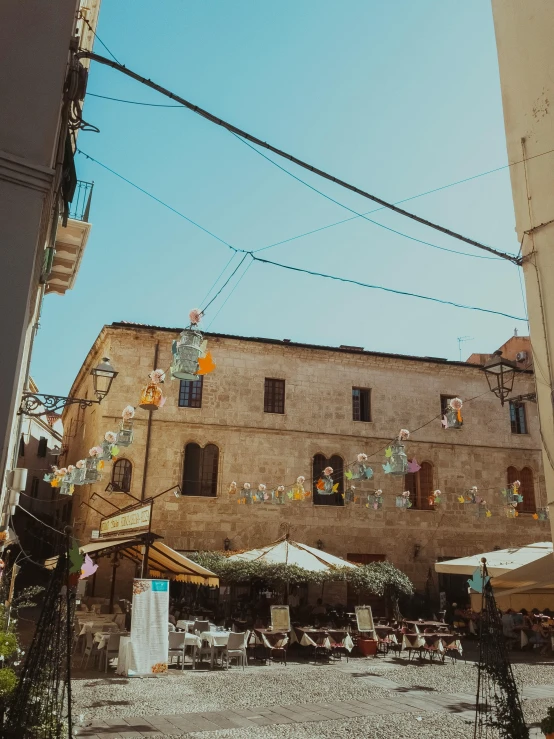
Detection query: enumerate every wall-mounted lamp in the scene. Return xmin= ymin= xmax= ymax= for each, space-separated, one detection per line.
xmin=224 ymin=537 xmax=231 ymax=551
xmin=316 ymin=539 xmax=324 ymax=550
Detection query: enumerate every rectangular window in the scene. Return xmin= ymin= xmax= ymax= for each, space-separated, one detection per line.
xmin=509 ymin=401 xmax=527 ymax=434
xmin=352 ymin=388 xmax=371 ymax=422
xmin=37 ymin=437 xmax=48 ymax=457
xmin=30 ymin=476 xmax=39 ymax=499
xmin=264 ymin=378 xmax=285 ymax=414
xmin=179 ymin=377 xmax=203 ymax=408
xmin=19 ymin=436 xmax=25 ymax=458
xmin=440 ymin=394 xmax=459 ymax=416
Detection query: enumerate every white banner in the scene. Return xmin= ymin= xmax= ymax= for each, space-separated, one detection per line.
xmin=125 ymin=579 xmax=169 ymax=675
xmin=99 ymin=503 xmax=152 ymax=538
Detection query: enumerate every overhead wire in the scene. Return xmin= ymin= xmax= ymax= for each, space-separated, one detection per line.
xmin=250 ymin=255 xmax=527 ymax=322
xmin=79 ymin=14 xmax=121 ymax=65
xmin=198 ymin=252 xmax=239 ymax=308
xmin=75 ymin=50 xmax=522 ymax=265
xmin=233 ymin=134 xmax=505 ymax=262
xmin=87 ymin=92 xmax=182 ymax=107
xmin=206 ymin=257 xmax=254 ymax=330
xmin=200 ymin=253 xmax=250 ymax=314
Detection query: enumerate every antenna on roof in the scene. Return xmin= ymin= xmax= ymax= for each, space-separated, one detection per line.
xmin=457 ymin=336 xmax=474 ymax=361
xmin=514 ymin=327 xmax=518 ymax=337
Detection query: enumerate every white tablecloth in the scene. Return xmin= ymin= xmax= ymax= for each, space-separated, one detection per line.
xmin=116 ymin=636 xmax=135 ymax=676
xmin=199 ymin=630 xmax=232 ymax=647
xmin=402 ymin=634 xmax=425 ymax=650
xmin=79 ymin=620 xmax=118 ymax=636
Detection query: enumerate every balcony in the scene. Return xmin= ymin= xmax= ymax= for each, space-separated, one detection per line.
xmin=45 ymin=180 xmax=93 ymax=296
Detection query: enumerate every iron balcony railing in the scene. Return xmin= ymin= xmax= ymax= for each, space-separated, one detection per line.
xmin=68 ymin=180 xmax=94 ymax=221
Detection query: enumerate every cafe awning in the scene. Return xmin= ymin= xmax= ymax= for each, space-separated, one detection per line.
xmin=434 ymin=542 xmax=553 ymax=578
xmin=45 ymin=536 xmax=219 ymax=586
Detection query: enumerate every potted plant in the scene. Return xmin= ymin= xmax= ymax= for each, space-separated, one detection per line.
xmin=540 ymin=707 xmax=554 ymax=738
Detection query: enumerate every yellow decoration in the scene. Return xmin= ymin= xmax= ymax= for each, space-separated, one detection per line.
xmin=98 ymin=460 xmax=105 ymax=471
xmin=139 ymin=382 xmax=163 ymax=410
xmin=457 ymin=496 xmax=465 ymax=504
xmin=332 ymin=483 xmax=339 ymax=493
xmin=197 ymin=351 xmax=216 ymax=376
xmin=486 ymin=510 xmax=492 ymax=518
xmin=385 ymin=447 xmax=393 ymax=458
xmin=533 ymin=513 xmax=539 ymax=520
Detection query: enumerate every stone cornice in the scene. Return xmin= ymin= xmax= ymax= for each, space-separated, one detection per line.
xmin=0 ymin=149 xmax=54 ymax=194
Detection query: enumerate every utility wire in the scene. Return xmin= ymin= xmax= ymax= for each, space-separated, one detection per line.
xmin=206 ymin=257 xmax=254 ymax=329
xmin=75 ymin=51 xmax=522 ymax=265
xmin=201 ymin=253 xmax=250 ymax=314
xmin=198 ymin=252 xmax=239 ymax=308
xmin=251 ymin=255 xmax=527 ymax=322
xmin=79 ymin=15 xmax=121 ymax=65
xmin=76 ymin=148 xmax=244 ymax=254
xmin=234 ymin=134 xmax=503 ymax=262
xmin=87 ymin=92 xmax=182 ymax=107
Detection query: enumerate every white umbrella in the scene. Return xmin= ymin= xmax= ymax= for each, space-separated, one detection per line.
xmin=228 ymin=536 xmax=357 ymax=572
xmin=434 ymin=541 xmax=552 ymax=578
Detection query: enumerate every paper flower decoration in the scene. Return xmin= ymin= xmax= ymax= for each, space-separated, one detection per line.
xmin=450 ymin=397 xmax=463 ymax=411
xmin=228 ymin=482 xmax=237 ymax=494
xmin=277 ymin=486 xmax=285 ymax=493
xmin=89 ymin=446 xmax=103 ymax=458
xmin=407 ymin=458 xmax=421 ymax=473
xmin=471 ymin=486 xmax=478 ymax=493
xmin=243 ymin=483 xmax=251 ymax=490
xmin=296 ymin=476 xmax=305 ymax=485
xmin=376 ymin=489 xmax=383 ymax=496
xmin=457 ymin=495 xmax=465 ymax=504
xmin=401 ymin=491 xmax=411 ymax=498
xmin=533 ymin=513 xmax=539 ymax=520
xmin=512 ymin=480 xmax=521 ymax=489
xmin=433 ymin=489 xmax=441 ymax=497
xmin=385 ymin=447 xmax=393 ymax=458
xmin=399 ymin=429 xmax=410 ymax=440
xmin=80 ymin=554 xmax=99 ymax=580
xmin=67 ymin=465 xmax=75 ymax=472
xmin=122 ymin=405 xmax=135 ymax=420
xmin=258 ymin=484 xmax=266 ymax=492
xmin=75 ymin=460 xmax=85 ymax=469
xmin=382 ymin=462 xmax=392 ymax=474
xmin=105 ymin=431 xmax=117 ymax=444
xmin=189 ymin=308 xmax=203 ymax=325
xmin=197 ymin=351 xmax=216 ymax=376
xmin=149 ymin=369 xmax=166 ymax=384
xmin=357 ymin=453 xmax=368 ymax=463
xmin=345 ymin=470 xmax=353 ymax=480
xmin=485 ymin=509 xmax=492 ymax=518
xmin=323 ymin=466 xmax=333 ymax=476
xmin=58 ymin=468 xmax=68 ymax=476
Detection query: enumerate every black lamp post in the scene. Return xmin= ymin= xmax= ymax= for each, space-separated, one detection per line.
xmin=482 ymin=351 xmax=518 ymax=406
xmin=19 ymin=356 xmax=118 ymax=416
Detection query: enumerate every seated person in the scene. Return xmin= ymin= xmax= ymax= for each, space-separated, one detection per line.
xmin=530 ymin=621 xmax=551 ymax=655
xmin=520 ymin=608 xmax=533 ymax=629
xmin=512 ymin=611 xmax=524 ymax=627
xmin=501 ymin=609 xmax=516 ymax=639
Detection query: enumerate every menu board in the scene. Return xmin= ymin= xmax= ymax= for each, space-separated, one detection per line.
xmin=271 ymin=605 xmax=291 ymax=631
xmin=355 ymin=605 xmax=375 ymax=633
xmin=129 ymin=579 xmax=169 ymax=675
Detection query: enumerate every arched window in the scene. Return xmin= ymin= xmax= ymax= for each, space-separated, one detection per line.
xmin=112 ymin=459 xmax=132 ymax=493
xmin=183 ymin=443 xmax=219 ymax=497
xmin=508 ymin=466 xmax=535 ymax=513
xmin=404 ymin=461 xmax=434 ymax=510
xmin=312 ymin=453 xmax=344 ymax=506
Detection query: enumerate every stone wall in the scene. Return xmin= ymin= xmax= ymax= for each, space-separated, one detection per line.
xmin=63 ymin=324 xmax=550 ymax=599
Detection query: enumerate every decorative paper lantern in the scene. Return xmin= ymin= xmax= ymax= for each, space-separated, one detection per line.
xmin=117 ymin=406 xmax=135 ymax=447
xmin=274 ymin=485 xmax=286 ymax=505
xmin=383 ymin=439 xmax=408 ymax=476
xmin=171 ymin=328 xmax=205 ymax=380
xmin=396 ymin=492 xmax=412 ymax=509
xmin=537 ymin=507 xmax=549 ymax=521
xmin=83 ymin=457 xmax=101 ymax=484
xmin=505 ymin=503 xmax=518 ymax=519
xmin=71 ymin=464 xmax=86 ymax=486
xmin=476 ymin=501 xmax=491 ymax=518
xmin=367 ymin=490 xmax=383 ymax=510
xmin=442 ymin=397 xmax=463 ymax=429
xmin=347 ymin=453 xmax=374 ymax=481
xmin=139 ymin=369 xmax=165 ymax=410
xmin=316 ymin=467 xmax=338 ymax=495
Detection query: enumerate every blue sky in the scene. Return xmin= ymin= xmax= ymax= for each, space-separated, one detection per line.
xmin=32 ymin=0 xmax=527 ymax=395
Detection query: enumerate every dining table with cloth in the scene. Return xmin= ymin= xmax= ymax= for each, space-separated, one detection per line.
xmin=291 ymin=627 xmax=354 ymax=652
xmin=78 ymin=619 xmax=119 ymax=637
xmin=193 ymin=630 xmax=232 ymax=669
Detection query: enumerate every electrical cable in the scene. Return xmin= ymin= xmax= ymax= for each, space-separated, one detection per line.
xmin=234 ymin=134 xmax=505 ymax=262
xmin=206 ymin=257 xmax=254 ymax=330
xmin=77 ymin=148 xmax=244 ymax=254
xmin=200 ymin=253 xmax=250 ymax=314
xmin=198 ymin=252 xmax=239 ymax=310
xmin=75 ymin=50 xmax=522 ymax=265
xmin=79 ymin=14 xmax=121 ymax=65
xmin=16 ymin=504 xmax=67 ymax=536
xmin=87 ymin=92 xmax=182 ymax=107
xmin=250 ymin=255 xmax=527 ymax=322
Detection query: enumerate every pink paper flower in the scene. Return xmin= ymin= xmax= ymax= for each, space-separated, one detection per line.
xmin=89 ymin=446 xmax=102 ymax=457
xmin=75 ymin=460 xmax=85 ymax=469
xmin=296 ymin=476 xmax=305 ymax=484
xmin=376 ymin=489 xmax=383 ymax=496
xmin=189 ymin=309 xmax=203 ymax=325
xmin=449 ymin=397 xmax=463 ymax=410
xmin=122 ymin=405 xmax=135 ymax=420
xmin=323 ymin=466 xmax=334 ymax=476
xmin=512 ymin=480 xmax=521 ymax=489
xmin=401 ymin=491 xmax=411 ymax=498
xmin=277 ymin=486 xmax=285 ymax=492
xmin=228 ymin=482 xmax=237 ymax=493
xmin=399 ymin=429 xmax=410 ymax=440
xmin=105 ymin=431 xmax=117 ymax=444
xmin=58 ymin=468 xmax=68 ymax=475
xmin=243 ymin=483 xmax=251 ymax=490
xmin=67 ymin=465 xmax=75 ymax=472
xmin=258 ymin=484 xmax=266 ymax=492
xmin=357 ymin=453 xmax=368 ymax=463
xmin=471 ymin=486 xmax=478 ymax=493
xmin=433 ymin=489 xmax=441 ymax=497
xmin=149 ymin=369 xmax=165 ymax=384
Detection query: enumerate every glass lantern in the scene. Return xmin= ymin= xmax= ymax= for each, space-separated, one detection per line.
xmin=396 ymin=495 xmax=411 ymax=509
xmin=83 ymin=457 xmax=101 ymax=484
xmin=117 ymin=419 xmax=134 ymax=447
xmin=171 ymin=329 xmax=204 ymax=380
xmin=71 ymin=467 xmax=86 ymax=486
xmin=389 ymin=440 xmax=408 ymax=476
xmin=368 ymin=493 xmax=383 ymax=510
xmin=139 ymin=382 xmax=163 ymax=410
xmin=60 ymin=472 xmax=74 ymax=496
xmin=97 ymin=441 xmax=113 ymax=462
xmin=444 ymin=407 xmax=463 ymax=429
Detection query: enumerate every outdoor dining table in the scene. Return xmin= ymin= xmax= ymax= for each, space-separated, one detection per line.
xmin=291 ymin=627 xmax=354 ymax=654
xmin=78 ymin=620 xmax=118 ymax=636
xmin=193 ymin=630 xmax=232 ymax=670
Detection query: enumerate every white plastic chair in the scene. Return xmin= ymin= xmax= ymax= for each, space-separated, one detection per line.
xmin=80 ymin=631 xmax=98 ymax=669
xmin=103 ymin=633 xmax=121 ymax=673
xmin=168 ymin=631 xmax=186 ymax=669
xmin=223 ymin=632 xmax=247 ymax=670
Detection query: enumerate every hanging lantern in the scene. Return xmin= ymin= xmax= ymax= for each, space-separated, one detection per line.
xmin=442 ymin=397 xmax=463 ymax=429
xmin=537 ymin=507 xmax=549 ymax=521
xmin=367 ymin=490 xmax=384 ymax=510
xmin=60 ymin=476 xmax=74 ymax=496
xmin=430 ymin=489 xmax=442 ymax=506
xmin=316 ymin=467 xmax=338 ymax=495
xmin=476 ymin=501 xmax=491 ymax=518
xmin=171 ymin=309 xmax=216 ymax=381
xmin=346 ymin=453 xmax=374 ymax=481
xmin=83 ymin=456 xmax=101 ymax=484
xmin=238 ymin=483 xmax=252 ymax=505
xmin=139 ymin=369 xmax=165 ymax=410
xmin=291 ymin=475 xmax=310 ymax=501
xmin=117 ymin=406 xmax=135 ymax=447
xmin=274 ymin=485 xmax=286 ymax=505
xmin=383 ymin=435 xmax=409 ymax=476
xmin=505 ymin=502 xmax=519 ymax=518
xmin=72 ymin=460 xmax=86 ymax=486
xmin=396 ymin=491 xmax=412 ymax=509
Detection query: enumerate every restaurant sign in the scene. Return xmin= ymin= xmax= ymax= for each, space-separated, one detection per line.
xmin=99 ymin=501 xmax=152 ymax=538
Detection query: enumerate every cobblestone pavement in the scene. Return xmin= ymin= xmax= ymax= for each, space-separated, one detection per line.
xmin=74 ymin=651 xmax=552 ymax=738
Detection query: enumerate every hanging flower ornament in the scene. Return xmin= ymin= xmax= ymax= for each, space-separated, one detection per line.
xmin=149 ymin=369 xmax=165 ymax=384
xmin=122 ymin=405 xmax=135 ymax=420
xmin=323 ymin=466 xmax=333 ymax=476
xmin=118 ymin=405 xmax=136 ymax=446
xmin=399 ymin=429 xmax=410 ymax=441
xmin=243 ymin=483 xmax=251 ymax=490
xmin=76 ymin=460 xmax=85 ymax=469
xmin=357 ymin=453 xmax=368 ymax=463
xmin=228 ymin=481 xmax=237 ymax=494
xmin=171 ymin=308 xmax=215 ymax=381
xmin=347 ymin=452 xmax=373 ymax=480
xmin=105 ymin=431 xmax=117 ymax=444
xmin=442 ymin=397 xmax=463 ymax=429
xmin=189 ymin=309 xmax=203 ymax=325
xmin=139 ymin=369 xmax=166 ymax=410
xmin=67 ymin=465 xmax=75 ymax=473
xmin=383 ymin=431 xmax=409 ymax=475
xmin=396 ymin=490 xmax=412 ymax=509
xmin=430 ymin=489 xmax=442 ymax=505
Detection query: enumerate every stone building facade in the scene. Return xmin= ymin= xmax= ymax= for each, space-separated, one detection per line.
xmin=62 ymin=322 xmax=550 ymax=601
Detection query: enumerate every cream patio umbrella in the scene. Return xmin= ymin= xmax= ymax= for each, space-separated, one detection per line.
xmin=227 ymin=536 xmax=358 ymax=572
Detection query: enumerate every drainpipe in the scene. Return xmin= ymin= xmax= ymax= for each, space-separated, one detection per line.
xmin=140 ymin=341 xmax=159 ymax=501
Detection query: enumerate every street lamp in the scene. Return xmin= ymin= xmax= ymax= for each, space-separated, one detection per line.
xmin=316 ymin=539 xmax=324 ymax=550
xmin=19 ymin=357 xmax=118 ymax=416
xmin=482 ymin=351 xmax=517 ymax=406
xmin=224 ymin=537 xmax=231 ymax=551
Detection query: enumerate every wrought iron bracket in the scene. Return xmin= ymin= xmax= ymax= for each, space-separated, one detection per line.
xmin=507 ymin=392 xmax=537 ymax=403
xmin=18 ymin=393 xmax=100 ymax=417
